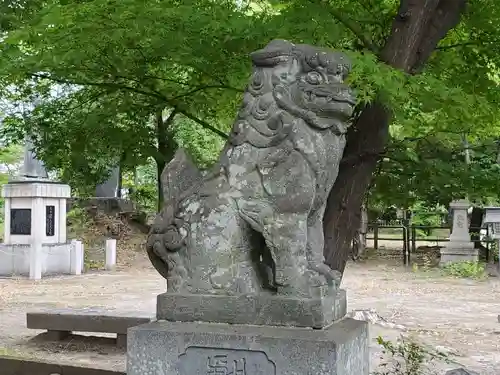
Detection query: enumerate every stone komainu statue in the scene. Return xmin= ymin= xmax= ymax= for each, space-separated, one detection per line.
xmin=147 ymin=39 xmax=356 ymax=298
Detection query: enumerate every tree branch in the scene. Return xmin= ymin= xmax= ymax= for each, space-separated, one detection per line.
xmin=354 ymin=0 xmax=387 ymax=29
xmin=321 ymin=0 xmax=379 ymax=53
xmin=155 ymin=107 xmax=178 ymax=165
xmin=65 ymin=89 xmax=106 ymax=111
xmin=163 ymin=107 xmax=178 ymax=126
xmin=30 ymin=73 xmax=229 ymax=139
xmin=176 ymin=109 xmax=228 ymax=139
xmin=30 ymin=73 xmax=168 ymax=102
xmin=435 ymin=41 xmax=477 ymax=51
xmin=410 ymin=0 xmax=468 ymax=72
xmin=171 ymin=85 xmax=244 ymax=100
xmin=141 ymin=75 xmax=192 ymax=85
xmin=140 ymin=75 xmax=243 ymax=94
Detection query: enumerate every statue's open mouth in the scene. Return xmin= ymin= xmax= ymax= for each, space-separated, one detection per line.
xmin=300 ymin=85 xmax=355 ymax=119
xmin=303 ymin=87 xmax=356 ymax=106
xmin=274 ymin=82 xmax=356 ymax=131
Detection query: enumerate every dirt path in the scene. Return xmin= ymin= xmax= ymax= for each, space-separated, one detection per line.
xmin=1 ymin=259 xmax=499 ymax=373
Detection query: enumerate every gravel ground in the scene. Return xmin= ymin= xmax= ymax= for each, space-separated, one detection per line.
xmin=0 ymin=257 xmax=499 ymax=374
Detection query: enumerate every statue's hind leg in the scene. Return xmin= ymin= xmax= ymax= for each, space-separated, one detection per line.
xmin=186 ymin=208 xmax=262 ymax=294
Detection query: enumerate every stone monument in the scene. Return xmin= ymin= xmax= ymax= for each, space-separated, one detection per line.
xmin=440 ymin=199 xmax=478 ymax=265
xmin=128 ymin=40 xmax=368 ymax=374
xmin=0 ymin=138 xmax=76 ymax=279
xmin=88 ymin=165 xmax=135 ymax=214
xmin=95 ymin=165 xmax=121 ymax=198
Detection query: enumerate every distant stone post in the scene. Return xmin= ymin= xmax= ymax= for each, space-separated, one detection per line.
xmin=29 ymin=242 xmax=42 ymax=280
xmin=70 ymin=240 xmax=83 ymax=275
xmin=105 ymin=239 xmax=117 ymax=270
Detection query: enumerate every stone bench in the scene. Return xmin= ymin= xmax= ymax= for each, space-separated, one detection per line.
xmin=26 ymin=308 xmax=153 ymax=349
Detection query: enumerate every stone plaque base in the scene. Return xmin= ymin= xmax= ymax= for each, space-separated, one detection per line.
xmin=156 ymin=289 xmax=347 ymax=329
xmin=440 ymin=246 xmax=478 ymax=266
xmin=0 ymin=242 xmax=74 ymax=277
xmin=127 ymin=319 xmax=369 ymax=375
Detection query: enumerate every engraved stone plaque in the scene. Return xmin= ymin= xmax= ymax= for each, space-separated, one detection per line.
xmin=46 ymin=205 xmax=55 ymax=236
xmin=10 ymin=208 xmax=32 ymax=235
xmin=178 ymin=347 xmax=276 ymax=375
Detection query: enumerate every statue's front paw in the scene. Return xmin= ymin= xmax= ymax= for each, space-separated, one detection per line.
xmin=274 ymin=268 xmax=292 ymax=287
xmin=309 ymin=263 xmax=341 ymax=287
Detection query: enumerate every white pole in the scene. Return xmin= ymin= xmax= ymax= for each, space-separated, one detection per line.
xmin=105 ymin=239 xmax=117 ymax=271
xmin=29 ymin=197 xmax=44 ymax=280
xmin=81 ymin=242 xmax=85 ymax=273
xmin=497 ymin=239 xmax=500 ymax=272
xmin=70 ymin=239 xmax=82 ymax=275
xmin=29 ymin=242 xmax=42 ymax=280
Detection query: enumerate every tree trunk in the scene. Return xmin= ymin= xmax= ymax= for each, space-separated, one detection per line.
xmin=323 ymin=0 xmax=467 ymax=275
xmin=324 ymin=102 xmax=389 ymax=270
xmin=117 ymin=167 xmax=122 ymax=198
xmin=352 ymin=204 xmax=368 ymax=261
xmin=155 ymin=109 xmax=178 ymax=212
xmin=496 ymin=139 xmax=500 ymax=164
xmin=155 ymin=158 xmax=166 ymax=212
xmin=117 ymin=158 xmax=123 ymax=198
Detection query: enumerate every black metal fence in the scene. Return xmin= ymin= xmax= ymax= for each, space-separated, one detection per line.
xmin=367 ymin=223 xmax=496 ymax=265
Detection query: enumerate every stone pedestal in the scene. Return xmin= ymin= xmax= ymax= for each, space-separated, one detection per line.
xmin=128 ymin=286 xmax=369 ymax=374
xmin=0 ymin=179 xmax=76 ymax=277
xmin=127 ymin=319 xmax=369 ymax=375
xmin=156 ymin=289 xmax=347 ymax=329
xmin=440 ymin=199 xmax=478 ymax=265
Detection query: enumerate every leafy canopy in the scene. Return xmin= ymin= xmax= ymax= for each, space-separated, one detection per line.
xmin=0 ymin=0 xmax=499 ymax=209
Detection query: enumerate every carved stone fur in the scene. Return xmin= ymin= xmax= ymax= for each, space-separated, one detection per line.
xmin=147 ymin=39 xmax=356 ymax=298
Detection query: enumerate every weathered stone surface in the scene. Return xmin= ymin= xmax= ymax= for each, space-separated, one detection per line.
xmin=127 ymin=319 xmax=369 ymax=375
xmin=20 ymin=137 xmax=49 ymax=179
xmin=147 ymin=39 xmax=355 ymax=302
xmin=116 ymin=333 xmax=127 ymax=349
xmin=160 ymin=148 xmax=202 ymax=206
xmin=445 ymin=368 xmax=479 ymax=375
xmin=27 ymin=308 xmax=153 ymax=334
xmin=439 ymin=247 xmax=479 ymax=265
xmin=156 ymin=288 xmax=346 ymax=328
xmin=95 ymin=166 xmax=120 ymax=197
xmin=44 ymin=330 xmax=70 ymax=341
xmin=0 ymin=356 xmax=126 ymax=375
xmin=441 ymin=199 xmax=477 ymax=265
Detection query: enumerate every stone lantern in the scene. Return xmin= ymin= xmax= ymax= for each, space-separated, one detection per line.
xmin=440 ymin=199 xmax=478 ymax=265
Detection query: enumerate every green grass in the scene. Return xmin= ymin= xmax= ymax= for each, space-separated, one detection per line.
xmin=442 ymin=261 xmax=488 ymax=280
xmin=0 ymin=347 xmax=26 ymax=358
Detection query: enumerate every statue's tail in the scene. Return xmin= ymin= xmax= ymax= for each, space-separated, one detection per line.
xmin=146 ymin=149 xmax=202 ymax=281
xmin=160 ymin=148 xmax=202 ymax=205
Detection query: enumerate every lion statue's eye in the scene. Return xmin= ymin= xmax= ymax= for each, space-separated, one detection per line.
xmin=306 ymin=72 xmax=322 ymax=84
